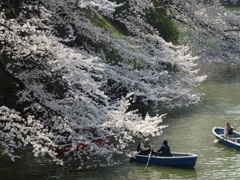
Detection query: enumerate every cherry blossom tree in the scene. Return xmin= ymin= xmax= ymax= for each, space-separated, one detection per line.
xmin=163 ymin=0 xmax=240 ymax=63
xmin=0 ymin=0 xmax=222 ymax=167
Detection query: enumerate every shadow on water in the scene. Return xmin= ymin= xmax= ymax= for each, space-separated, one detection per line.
xmin=0 ymin=152 xmax=118 ymax=180
xmin=0 ymin=147 xmax=198 ymax=180
xmin=126 ymin=159 xmax=197 ymax=179
xmin=198 ymin=62 xmax=240 ymax=84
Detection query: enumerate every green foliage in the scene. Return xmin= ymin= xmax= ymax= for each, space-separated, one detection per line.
xmin=81 ymin=7 xmax=124 ymax=36
xmin=144 ymin=0 xmax=179 ymax=44
xmin=111 ymin=0 xmax=179 ymax=44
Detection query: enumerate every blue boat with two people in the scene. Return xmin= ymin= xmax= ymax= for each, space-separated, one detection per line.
xmin=212 ymin=127 xmax=240 ymax=150
xmin=135 ymin=152 xmax=198 ymax=167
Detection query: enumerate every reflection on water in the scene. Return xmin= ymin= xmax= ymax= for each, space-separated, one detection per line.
xmin=122 ymin=164 xmax=197 ymax=180
xmin=2 ymin=64 xmax=240 ymax=179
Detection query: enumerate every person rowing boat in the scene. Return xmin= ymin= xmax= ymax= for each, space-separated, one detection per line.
xmin=137 ymin=138 xmax=152 ymax=155
xmin=224 ymin=121 xmax=237 ymax=143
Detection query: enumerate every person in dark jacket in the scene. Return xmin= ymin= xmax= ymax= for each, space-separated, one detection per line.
xmin=157 ymin=140 xmax=171 ymax=156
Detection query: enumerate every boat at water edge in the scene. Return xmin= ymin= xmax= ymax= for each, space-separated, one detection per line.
xmin=49 ymin=133 xmax=111 ymax=153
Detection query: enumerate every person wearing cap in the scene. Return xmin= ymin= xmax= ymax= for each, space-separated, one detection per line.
xmin=138 ymin=138 xmax=152 ymax=155
xmin=157 ymin=140 xmax=171 ymax=156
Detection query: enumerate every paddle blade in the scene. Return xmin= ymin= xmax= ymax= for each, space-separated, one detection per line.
xmin=214 ymin=139 xmax=219 ymax=143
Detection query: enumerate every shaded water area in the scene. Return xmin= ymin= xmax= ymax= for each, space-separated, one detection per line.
xmin=2 ymin=63 xmax=240 ymax=180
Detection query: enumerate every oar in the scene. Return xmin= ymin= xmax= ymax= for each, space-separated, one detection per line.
xmin=145 ymin=149 xmax=152 ymax=168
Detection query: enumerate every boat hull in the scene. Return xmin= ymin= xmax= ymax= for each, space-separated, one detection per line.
xmin=212 ymin=127 xmax=240 ymax=150
xmin=135 ymin=152 xmax=198 ymax=167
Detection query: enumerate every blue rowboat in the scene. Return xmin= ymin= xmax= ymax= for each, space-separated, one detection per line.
xmin=212 ymin=127 xmax=240 ymax=150
xmin=135 ymin=152 xmax=198 ymax=167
